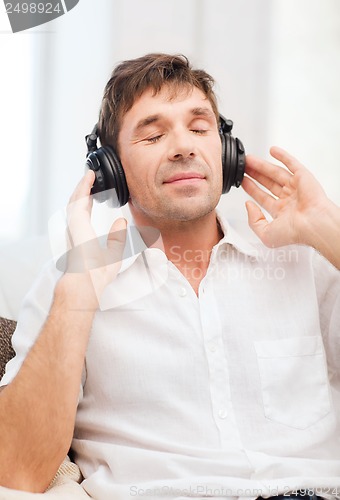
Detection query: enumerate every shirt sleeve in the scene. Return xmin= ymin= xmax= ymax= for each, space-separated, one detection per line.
xmin=0 ymin=259 xmax=62 ymax=387
xmin=313 ymin=250 xmax=340 ymax=382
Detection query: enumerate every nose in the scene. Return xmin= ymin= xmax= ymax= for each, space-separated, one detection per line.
xmin=167 ymin=130 xmax=196 ymax=162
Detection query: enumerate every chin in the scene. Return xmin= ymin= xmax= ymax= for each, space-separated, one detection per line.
xmin=130 ymin=192 xmax=220 ymax=225
xmin=160 ymin=199 xmax=218 ymax=222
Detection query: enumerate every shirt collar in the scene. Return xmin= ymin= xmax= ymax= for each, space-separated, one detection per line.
xmin=215 ymin=211 xmax=259 ymax=258
xmin=118 ymin=211 xmax=259 ymax=275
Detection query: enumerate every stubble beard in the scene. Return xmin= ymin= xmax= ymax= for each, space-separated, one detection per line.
xmin=131 ymin=188 xmax=220 ymax=228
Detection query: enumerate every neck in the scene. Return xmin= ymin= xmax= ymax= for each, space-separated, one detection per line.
xmin=135 ymin=210 xmax=223 ymax=294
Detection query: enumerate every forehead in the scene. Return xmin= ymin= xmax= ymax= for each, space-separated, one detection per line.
xmin=121 ymin=85 xmax=214 ymax=130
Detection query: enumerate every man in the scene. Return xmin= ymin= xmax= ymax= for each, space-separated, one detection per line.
xmin=0 ymin=53 xmax=339 ymax=499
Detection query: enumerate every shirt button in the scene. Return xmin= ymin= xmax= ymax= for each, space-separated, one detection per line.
xmin=218 ymin=408 xmax=228 ymax=419
xmin=178 ymin=287 xmax=187 ymax=297
xmin=208 ymin=342 xmax=217 ymax=353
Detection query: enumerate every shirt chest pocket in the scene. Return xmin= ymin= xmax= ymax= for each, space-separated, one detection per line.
xmin=254 ymin=336 xmax=331 ymax=430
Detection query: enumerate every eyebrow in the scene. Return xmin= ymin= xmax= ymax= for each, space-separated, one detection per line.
xmin=190 ymin=107 xmax=215 ymax=118
xmin=133 ymin=107 xmax=215 ymax=135
xmin=134 ymin=115 xmax=161 ymax=134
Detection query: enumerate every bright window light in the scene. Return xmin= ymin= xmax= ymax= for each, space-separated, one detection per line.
xmin=0 ymin=8 xmax=33 ymax=241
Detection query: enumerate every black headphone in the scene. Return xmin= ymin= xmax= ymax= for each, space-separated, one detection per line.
xmin=85 ymin=114 xmax=245 ymax=207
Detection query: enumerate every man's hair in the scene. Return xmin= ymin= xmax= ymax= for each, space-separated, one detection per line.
xmin=98 ymin=53 xmax=219 ymax=151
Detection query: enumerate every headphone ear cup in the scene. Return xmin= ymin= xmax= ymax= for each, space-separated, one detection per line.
xmin=86 ymin=146 xmax=129 ymax=207
xmin=221 ymin=133 xmax=246 ymax=194
xmin=221 ymin=133 xmax=234 ymax=194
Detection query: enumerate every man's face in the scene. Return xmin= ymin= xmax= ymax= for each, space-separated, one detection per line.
xmin=118 ymin=85 xmax=223 ymax=226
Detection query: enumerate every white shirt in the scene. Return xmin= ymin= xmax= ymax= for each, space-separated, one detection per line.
xmin=2 ymin=215 xmax=340 ymax=500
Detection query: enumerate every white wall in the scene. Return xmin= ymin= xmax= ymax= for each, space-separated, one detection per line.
xmin=267 ymin=0 xmax=340 ymax=203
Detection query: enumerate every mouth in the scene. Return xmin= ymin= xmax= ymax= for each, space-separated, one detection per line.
xmin=163 ymin=172 xmax=206 ymax=184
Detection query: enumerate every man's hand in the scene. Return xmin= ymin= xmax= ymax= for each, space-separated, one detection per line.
xmin=242 ymin=147 xmax=340 ymax=268
xmin=64 ymin=170 xmax=127 ymax=304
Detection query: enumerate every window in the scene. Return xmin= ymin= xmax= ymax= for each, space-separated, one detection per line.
xmin=0 ymin=11 xmax=33 ymax=241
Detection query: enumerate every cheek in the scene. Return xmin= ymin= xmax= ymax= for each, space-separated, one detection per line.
xmin=121 ymin=151 xmax=141 ymax=182
xmin=123 ymin=157 xmax=155 ymax=197
xmin=208 ymin=136 xmax=223 ymax=162
xmin=209 ymin=143 xmax=223 ymax=177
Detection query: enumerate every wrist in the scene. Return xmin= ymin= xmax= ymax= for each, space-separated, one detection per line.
xmin=303 ymin=199 xmax=340 ymax=269
xmin=55 ymin=272 xmax=102 ymax=312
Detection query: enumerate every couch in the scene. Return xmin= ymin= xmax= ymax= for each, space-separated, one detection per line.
xmin=0 ymin=317 xmax=16 ymax=381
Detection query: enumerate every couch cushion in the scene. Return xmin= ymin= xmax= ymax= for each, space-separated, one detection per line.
xmin=0 ymin=317 xmax=16 ymax=381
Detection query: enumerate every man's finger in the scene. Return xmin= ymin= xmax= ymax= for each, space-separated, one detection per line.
xmin=66 ymin=171 xmax=96 ymax=245
xmin=244 ymin=166 xmax=283 ymax=198
xmin=245 ymin=201 xmax=267 ymax=235
xmin=242 ymin=176 xmax=278 ymax=217
xmin=245 ymin=201 xmax=273 ymax=247
xmin=107 ymin=218 xmax=127 ymax=248
xmin=105 ymin=218 xmax=127 ymax=265
xmin=68 ymin=170 xmax=95 ymax=205
xmin=269 ymin=146 xmax=304 ymax=174
xmin=246 ymin=154 xmax=291 ymax=186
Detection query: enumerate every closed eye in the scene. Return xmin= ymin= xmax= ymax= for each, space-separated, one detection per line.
xmin=146 ymin=135 xmax=163 ymax=143
xmin=191 ymin=129 xmax=208 ymax=135
xmin=146 ymin=129 xmax=207 ymax=143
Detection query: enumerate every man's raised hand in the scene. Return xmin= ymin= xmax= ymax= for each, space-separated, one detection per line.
xmin=64 ymin=170 xmax=127 ymax=304
xmin=242 ymin=147 xmax=340 ymax=268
